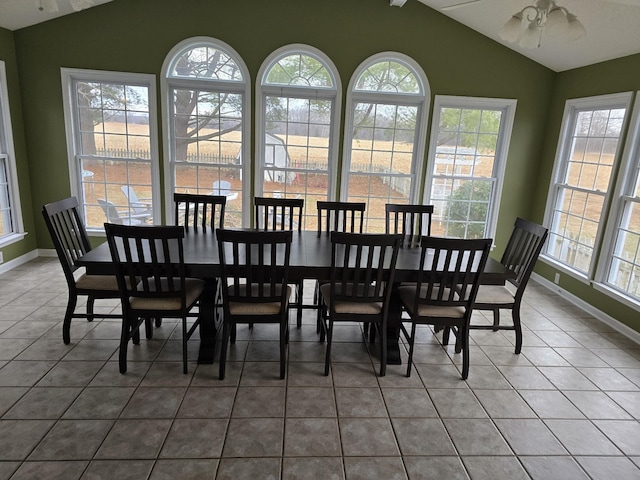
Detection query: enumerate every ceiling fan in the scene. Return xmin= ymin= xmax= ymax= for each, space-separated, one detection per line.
xmin=36 ymin=0 xmax=95 ymax=13
xmin=440 ymin=0 xmax=640 ymax=10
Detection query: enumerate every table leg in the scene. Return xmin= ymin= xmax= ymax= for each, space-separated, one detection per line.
xmin=197 ymin=278 xmax=222 ymax=364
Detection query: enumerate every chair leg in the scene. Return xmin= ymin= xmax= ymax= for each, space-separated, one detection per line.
xmin=442 ymin=326 xmax=451 ymax=346
xmin=378 ymin=323 xmax=387 ymax=377
xmin=155 ymin=317 xmax=162 ymax=328
xmin=296 ymin=282 xmax=303 ymax=329
xmin=86 ymin=296 xmax=95 ymax=322
xmin=406 ymin=323 xmax=416 ymax=377
xmin=144 ymin=318 xmax=154 ymax=339
xmin=280 ymin=321 xmax=287 ymax=379
xmin=182 ymin=317 xmax=188 ymax=374
xmin=62 ymin=293 xmax=77 ymax=345
xmin=513 ymin=307 xmax=523 ymax=354
xmin=119 ymin=317 xmax=130 ymax=374
xmin=461 ymin=324 xmax=470 ymax=380
xmin=492 ymin=308 xmax=500 ymax=331
xmin=324 ymin=319 xmax=333 ymax=376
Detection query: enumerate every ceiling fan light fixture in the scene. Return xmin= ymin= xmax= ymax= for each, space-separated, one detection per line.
xmin=498 ymin=13 xmax=523 ymax=43
xmin=500 ymin=0 xmax=586 ymax=48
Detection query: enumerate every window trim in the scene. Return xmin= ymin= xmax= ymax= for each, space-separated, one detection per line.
xmin=61 ymin=67 xmax=160 ymax=234
xmin=422 ymin=95 xmax=517 ymax=239
xmin=256 ymin=44 xmax=342 ymax=202
xmin=341 ymin=52 xmax=430 ymax=206
xmin=595 ymin=91 xmax=640 ymax=298
xmin=541 ymin=92 xmax=633 ymax=280
xmin=0 ymin=61 xmax=25 ymax=247
xmin=161 ymin=37 xmax=251 ymax=226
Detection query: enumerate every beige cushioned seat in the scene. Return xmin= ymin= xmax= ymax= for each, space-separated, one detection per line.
xmin=319 ymin=283 xmax=383 ymax=315
xmin=475 ymin=285 xmax=516 ymax=304
xmin=228 ymin=284 xmax=291 ymax=315
xmin=130 ymin=278 xmax=205 ymax=310
xmin=397 ymin=285 xmax=465 ymax=318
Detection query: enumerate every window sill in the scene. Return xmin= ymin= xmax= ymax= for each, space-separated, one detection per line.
xmin=0 ymin=232 xmax=27 ymax=249
xmin=592 ymin=282 xmax=640 ymax=313
xmin=538 ymin=254 xmax=591 ymax=285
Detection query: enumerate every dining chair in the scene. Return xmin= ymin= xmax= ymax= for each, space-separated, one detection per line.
xmin=385 ymin=203 xmax=434 ymax=248
xmin=216 ymin=228 xmax=293 ymax=380
xmin=104 ymin=223 xmax=205 ymax=374
xmin=97 ymin=198 xmax=147 ymax=225
xmin=398 ymin=236 xmax=492 ymax=379
xmin=254 ymin=196 xmax=306 ymax=327
xmin=121 ymin=185 xmax=153 ymax=221
xmin=471 ymin=217 xmax=548 ymax=353
xmin=174 ymin=193 xmax=226 ymax=231
xmin=314 ymin=201 xmax=367 ymax=330
xmin=318 ymin=231 xmax=401 ymax=376
xmin=42 ymin=196 xmax=121 ymax=344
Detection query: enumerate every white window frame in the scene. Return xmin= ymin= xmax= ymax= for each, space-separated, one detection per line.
xmin=61 ymin=68 xmax=160 ymax=234
xmin=341 ymin=52 xmax=430 ymax=232
xmin=256 ymin=44 xmax=341 ymax=203
xmin=423 ymin=95 xmax=517 ymax=239
xmin=594 ymin=91 xmax=640 ymax=308
xmin=161 ymin=37 xmax=251 ymax=226
xmin=542 ymin=92 xmax=633 ymax=282
xmin=0 ymin=61 xmax=24 ymax=247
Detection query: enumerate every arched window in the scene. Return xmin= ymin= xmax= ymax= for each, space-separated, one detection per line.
xmin=162 ymin=38 xmax=250 ymax=226
xmin=257 ymin=45 xmax=341 ymax=229
xmin=342 ymin=53 xmax=430 ymax=232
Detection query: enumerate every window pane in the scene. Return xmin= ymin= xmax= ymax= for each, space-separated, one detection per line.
xmin=547 ymin=99 xmax=627 ymax=274
xmin=354 ymin=60 xmax=421 ymax=94
xmin=69 ymin=76 xmax=156 ymax=230
xmin=170 ymin=46 xmax=243 ymax=81
xmin=427 ymin=102 xmax=509 ymax=238
xmin=265 ymin=54 xmax=333 ymax=88
xmin=0 ymin=157 xmax=11 ymax=236
xmin=608 ymin=200 xmax=640 ymax=297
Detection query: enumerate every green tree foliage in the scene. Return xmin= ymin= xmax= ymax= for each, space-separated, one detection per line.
xmin=444 ymin=180 xmax=492 ymax=238
xmin=437 ymin=108 xmax=502 ymax=151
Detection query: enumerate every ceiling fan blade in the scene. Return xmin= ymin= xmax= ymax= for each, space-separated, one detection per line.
xmin=441 ymin=0 xmax=484 ymax=11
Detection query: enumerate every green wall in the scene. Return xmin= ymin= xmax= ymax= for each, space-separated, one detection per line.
xmin=9 ymin=0 xmax=554 ymax=255
xmin=532 ymin=53 xmax=640 ymax=332
xmin=4 ymin=0 xmax=638 ymax=332
xmin=0 ymin=26 xmax=36 ymax=261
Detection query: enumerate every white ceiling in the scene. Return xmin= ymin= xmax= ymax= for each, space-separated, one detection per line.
xmin=0 ymin=0 xmax=639 ymax=72
xmin=0 ymin=0 xmax=112 ymax=31
xmin=417 ymin=0 xmax=640 ymax=71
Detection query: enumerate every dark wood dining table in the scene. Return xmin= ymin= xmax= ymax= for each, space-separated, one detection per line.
xmin=77 ymin=229 xmax=514 ymax=366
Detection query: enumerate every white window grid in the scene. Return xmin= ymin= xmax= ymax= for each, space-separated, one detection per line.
xmin=424 ymin=96 xmax=516 ymax=240
xmin=543 ymin=93 xmax=632 ymax=278
xmin=61 ymin=68 xmax=159 ymax=232
xmin=342 ymin=53 xmax=430 ymax=234
xmin=257 ymin=45 xmax=341 ymax=231
xmin=162 ymin=37 xmax=250 ymax=226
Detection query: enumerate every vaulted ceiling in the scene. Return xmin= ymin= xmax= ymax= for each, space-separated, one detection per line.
xmin=1 ymin=0 xmax=639 ymax=72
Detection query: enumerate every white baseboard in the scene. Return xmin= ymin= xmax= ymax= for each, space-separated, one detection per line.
xmin=530 ymin=272 xmax=640 ymax=346
xmin=0 ymin=249 xmax=39 ymax=275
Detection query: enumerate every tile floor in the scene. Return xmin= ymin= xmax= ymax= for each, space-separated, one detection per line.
xmin=0 ymin=257 xmax=639 ymax=479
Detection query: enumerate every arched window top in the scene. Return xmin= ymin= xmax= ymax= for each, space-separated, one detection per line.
xmin=166 ymin=39 xmax=244 ymax=82
xmin=353 ymin=56 xmax=424 ymax=95
xmin=262 ymin=48 xmax=336 ymax=89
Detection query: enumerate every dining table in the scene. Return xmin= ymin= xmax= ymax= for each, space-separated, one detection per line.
xmin=77 ymin=228 xmax=514 ymax=366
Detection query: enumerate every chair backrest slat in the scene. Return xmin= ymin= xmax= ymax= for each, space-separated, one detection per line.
xmin=385 ymin=203 xmax=434 ymax=248
xmin=105 ymin=223 xmax=187 ymax=310
xmin=174 ymin=193 xmax=226 ymax=232
xmin=329 ymin=231 xmax=401 ymax=310
xmin=317 ymin=201 xmax=366 ymax=237
xmin=254 ymin=196 xmax=304 ymax=232
xmin=413 ymin=237 xmax=492 ymax=314
xmin=501 ymin=217 xmax=549 ymax=291
xmin=217 ymin=228 xmax=293 ymax=307
xmin=42 ymin=197 xmax=92 ymax=282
